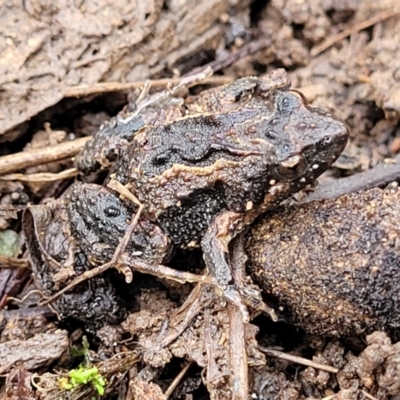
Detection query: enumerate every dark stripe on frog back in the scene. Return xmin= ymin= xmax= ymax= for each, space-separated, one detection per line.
xmin=135 ymin=108 xmax=273 ymax=174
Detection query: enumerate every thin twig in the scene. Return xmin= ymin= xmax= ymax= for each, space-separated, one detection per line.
xmin=204 ymin=310 xmax=221 ymax=385
xmin=65 ymin=38 xmax=271 ymax=99
xmin=108 ymin=180 xmax=216 ymax=285
xmin=107 ymin=179 xmax=142 ymax=206
xmin=160 ymin=284 xmax=211 ymax=349
xmin=259 ymin=346 xmax=339 ymax=374
xmin=229 ymin=234 xmax=249 ymax=400
xmin=0 ymin=256 xmax=30 ymax=268
xmin=164 ymin=362 xmax=192 ymax=398
xmin=361 ymin=390 xmax=378 ymax=400
xmin=311 ymin=9 xmax=400 ymax=57
xmin=64 ymin=76 xmax=232 ymax=98
xmin=121 ymin=256 xmax=216 ymax=285
xmin=0 ymin=137 xmax=91 ymax=176
xmin=303 ymin=156 xmax=400 ymax=203
xmin=0 ymin=168 xmax=79 ymax=182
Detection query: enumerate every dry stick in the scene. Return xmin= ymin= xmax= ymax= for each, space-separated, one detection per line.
xmin=303 ymin=156 xmax=400 ymax=203
xmin=41 ymin=240 xmax=214 ymax=304
xmin=259 ymin=347 xmax=339 ymax=374
xmin=121 ymin=256 xmax=215 ymax=285
xmin=0 ymin=168 xmax=79 ymax=182
xmin=7 ymin=290 xmax=52 ymax=308
xmin=311 ymin=9 xmax=400 ymax=57
xmin=64 ymin=76 xmax=232 ymax=98
xmin=228 ymin=234 xmax=249 ymax=400
xmin=160 ymin=284 xmax=211 ymax=349
xmin=164 ymin=362 xmax=192 ymax=398
xmin=204 ymin=310 xmax=221 ymax=386
xmin=360 ymin=390 xmax=378 ymax=400
xmin=0 ymin=137 xmax=91 ymax=176
xmin=0 ymin=256 xmax=29 ymax=269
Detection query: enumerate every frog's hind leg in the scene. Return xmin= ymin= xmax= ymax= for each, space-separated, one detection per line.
xmin=201 ymin=211 xmax=278 ymax=323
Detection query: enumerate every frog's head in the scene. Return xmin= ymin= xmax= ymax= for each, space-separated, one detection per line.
xmin=65 ymin=182 xmax=170 ymax=264
xmin=265 ymin=90 xmax=348 ymax=184
xmin=66 ymin=182 xmax=130 ymax=248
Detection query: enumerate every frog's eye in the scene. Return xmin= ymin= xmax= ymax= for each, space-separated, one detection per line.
xmin=104 ymin=206 xmax=121 ymax=218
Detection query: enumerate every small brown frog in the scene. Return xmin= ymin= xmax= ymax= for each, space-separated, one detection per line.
xmin=77 ymin=70 xmax=349 ymax=319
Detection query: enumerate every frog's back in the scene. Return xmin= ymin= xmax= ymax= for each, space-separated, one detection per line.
xmin=110 ymin=76 xmax=348 ymax=249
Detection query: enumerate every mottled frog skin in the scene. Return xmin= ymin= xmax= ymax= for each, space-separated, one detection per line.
xmin=76 ymin=69 xmax=349 ymax=318
xmin=65 ymin=182 xmax=171 ymax=266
